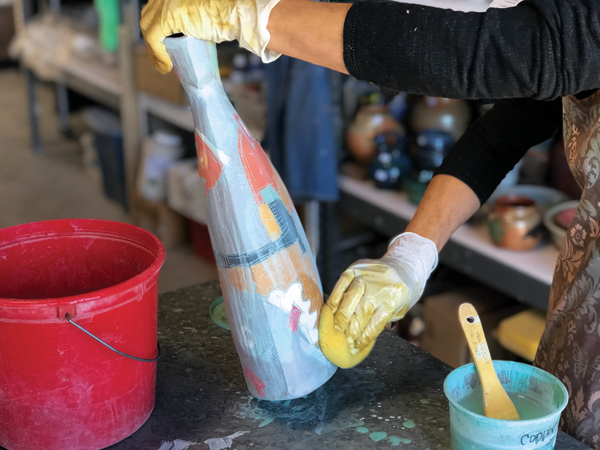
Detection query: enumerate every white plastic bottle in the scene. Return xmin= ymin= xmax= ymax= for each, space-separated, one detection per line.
xmin=138 ymin=130 xmax=185 ymax=202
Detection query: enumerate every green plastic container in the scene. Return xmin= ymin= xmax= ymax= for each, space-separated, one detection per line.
xmin=95 ymin=0 xmax=120 ymax=52
xmin=444 ymin=361 xmax=568 ymax=450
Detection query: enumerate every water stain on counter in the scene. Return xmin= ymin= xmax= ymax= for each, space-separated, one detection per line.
xmin=235 ymin=369 xmax=385 ymax=435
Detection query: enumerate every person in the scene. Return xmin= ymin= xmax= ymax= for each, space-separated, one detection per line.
xmin=140 ymin=0 xmax=600 ymax=446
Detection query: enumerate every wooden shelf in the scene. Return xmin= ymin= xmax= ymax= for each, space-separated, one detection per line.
xmin=139 ymin=93 xmax=194 ymax=132
xmin=62 ymin=54 xmax=121 ymax=109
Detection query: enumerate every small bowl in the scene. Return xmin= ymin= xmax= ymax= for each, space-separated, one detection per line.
xmin=487 ymin=185 xmax=570 ymax=214
xmin=472 ymin=185 xmax=569 ymax=223
xmin=543 ymin=200 xmax=579 ymax=248
xmin=555 ymin=208 xmax=577 ymax=229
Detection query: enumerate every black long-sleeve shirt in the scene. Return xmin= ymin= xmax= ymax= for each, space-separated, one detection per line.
xmin=342 ymin=0 xmax=599 ymax=203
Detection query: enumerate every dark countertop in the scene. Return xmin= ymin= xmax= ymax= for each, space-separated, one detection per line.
xmin=107 ymin=281 xmax=590 ymax=450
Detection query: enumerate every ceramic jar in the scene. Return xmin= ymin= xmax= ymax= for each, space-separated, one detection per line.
xmin=411 ymin=129 xmax=454 ymax=174
xmin=405 ymin=129 xmax=454 ymax=205
xmin=488 ymin=195 xmax=543 ymax=251
xmin=411 ymin=97 xmax=470 ymax=142
xmin=369 ymin=132 xmax=412 ymax=189
xmin=346 ymin=105 xmax=404 ymax=165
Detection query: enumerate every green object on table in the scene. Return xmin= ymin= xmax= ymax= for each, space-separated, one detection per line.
xmin=95 ymin=0 xmax=120 ymax=52
xmin=210 ymin=297 xmax=230 ymax=330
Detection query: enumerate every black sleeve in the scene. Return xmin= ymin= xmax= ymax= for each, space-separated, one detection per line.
xmin=436 ymin=97 xmax=563 ymax=205
xmin=343 ymin=0 xmax=600 ymax=100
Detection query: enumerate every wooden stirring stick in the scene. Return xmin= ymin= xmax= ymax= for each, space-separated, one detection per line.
xmin=459 ymin=303 xmax=520 ymax=420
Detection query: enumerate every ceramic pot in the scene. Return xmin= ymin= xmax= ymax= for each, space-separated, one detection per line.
xmin=369 ymin=132 xmax=412 ymax=189
xmin=346 ymin=105 xmax=404 ymax=165
xmin=411 ymin=129 xmax=454 ymax=172
xmin=411 ymin=97 xmax=470 ymax=142
xmin=488 ymin=195 xmax=543 ymax=251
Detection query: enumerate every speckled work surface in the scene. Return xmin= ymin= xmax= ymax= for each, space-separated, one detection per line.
xmin=106 ymin=281 xmax=590 ymax=450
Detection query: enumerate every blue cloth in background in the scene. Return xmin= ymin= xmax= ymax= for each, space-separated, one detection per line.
xmin=264 ymin=56 xmax=339 ymax=203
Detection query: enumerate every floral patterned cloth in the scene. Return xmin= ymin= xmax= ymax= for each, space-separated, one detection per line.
xmin=535 ymin=91 xmax=600 ymax=449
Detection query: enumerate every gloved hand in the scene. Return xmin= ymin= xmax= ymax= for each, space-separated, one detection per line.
xmin=140 ymin=0 xmax=281 ymax=74
xmin=328 ymin=232 xmax=438 ymax=352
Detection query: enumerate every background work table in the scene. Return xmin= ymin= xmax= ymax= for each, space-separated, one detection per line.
xmin=106 ymin=281 xmax=588 ymax=450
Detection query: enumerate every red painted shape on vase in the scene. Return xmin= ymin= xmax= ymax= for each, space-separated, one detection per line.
xmin=244 ymin=366 xmax=266 ymax=397
xmin=288 ymin=305 xmax=302 ymax=333
xmin=195 ymin=131 xmax=223 ymax=195
xmin=235 ymin=114 xmax=279 ymax=205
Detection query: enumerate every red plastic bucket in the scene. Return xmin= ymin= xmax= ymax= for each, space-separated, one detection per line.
xmin=0 ymin=220 xmax=165 ymax=450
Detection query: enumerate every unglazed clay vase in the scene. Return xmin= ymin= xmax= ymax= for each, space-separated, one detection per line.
xmin=166 ymin=37 xmax=336 ymax=400
xmin=346 ymin=105 xmax=404 ymax=165
xmin=411 ymin=97 xmax=470 ymax=142
xmin=487 ymin=195 xmax=543 ymax=251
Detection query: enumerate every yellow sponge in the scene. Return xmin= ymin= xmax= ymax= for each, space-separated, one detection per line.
xmin=496 ymin=309 xmax=546 ymax=362
xmin=319 ymin=303 xmax=376 ymax=368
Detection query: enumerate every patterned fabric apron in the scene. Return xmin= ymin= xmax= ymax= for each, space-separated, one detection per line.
xmin=535 ymin=91 xmax=600 ymax=449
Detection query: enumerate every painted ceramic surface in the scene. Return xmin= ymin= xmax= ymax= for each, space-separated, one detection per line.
xmin=166 ymin=37 xmax=336 ymax=400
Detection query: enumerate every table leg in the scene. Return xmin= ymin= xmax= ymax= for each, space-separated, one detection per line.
xmin=26 ymin=69 xmax=42 ymax=154
xmin=56 ymin=83 xmax=71 ymax=136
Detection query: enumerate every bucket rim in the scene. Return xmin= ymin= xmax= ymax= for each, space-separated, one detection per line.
xmin=0 ymin=219 xmax=166 ymax=305
xmin=443 ymin=360 xmax=569 ymax=424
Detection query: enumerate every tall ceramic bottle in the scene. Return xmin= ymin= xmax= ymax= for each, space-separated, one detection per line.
xmin=165 ymin=37 xmax=337 ymax=400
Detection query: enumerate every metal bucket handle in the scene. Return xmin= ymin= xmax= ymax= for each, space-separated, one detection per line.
xmin=65 ymin=313 xmax=160 ymax=362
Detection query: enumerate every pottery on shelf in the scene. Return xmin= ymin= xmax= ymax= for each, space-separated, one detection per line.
xmin=369 ymin=132 xmax=412 ymax=189
xmin=488 ymin=195 xmax=543 ymax=251
xmin=405 ymin=129 xmax=455 ymax=204
xmin=411 ymin=97 xmax=470 ymax=142
xmin=411 ymin=129 xmax=454 ymax=173
xmin=346 ymin=105 xmax=404 ymax=165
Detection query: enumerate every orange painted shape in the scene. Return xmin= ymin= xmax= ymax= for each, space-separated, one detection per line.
xmin=247 ymin=242 xmax=323 ymax=316
xmin=195 ymin=131 xmax=223 ymax=195
xmin=236 ymin=115 xmax=279 ymax=205
xmin=257 ymin=203 xmax=282 ymax=241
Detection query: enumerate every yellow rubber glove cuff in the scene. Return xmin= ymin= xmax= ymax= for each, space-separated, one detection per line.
xmin=140 ymin=0 xmax=281 ymax=74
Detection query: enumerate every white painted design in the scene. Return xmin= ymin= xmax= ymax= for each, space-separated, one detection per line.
xmin=217 ymin=149 xmax=231 ymax=166
xmin=239 ymin=326 xmax=255 ymax=352
xmin=267 ymin=282 xmax=319 ymax=345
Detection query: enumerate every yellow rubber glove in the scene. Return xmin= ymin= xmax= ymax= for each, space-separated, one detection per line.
xmin=140 ymin=0 xmax=281 ymax=74
xmin=328 ymin=232 xmax=438 ymax=352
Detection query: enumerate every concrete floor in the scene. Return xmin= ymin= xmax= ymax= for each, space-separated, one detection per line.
xmin=0 ymin=68 xmax=218 ymax=294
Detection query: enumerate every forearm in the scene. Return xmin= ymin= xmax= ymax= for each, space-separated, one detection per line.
xmin=267 ymin=0 xmax=350 ymax=74
xmin=405 ymin=175 xmax=479 ymax=252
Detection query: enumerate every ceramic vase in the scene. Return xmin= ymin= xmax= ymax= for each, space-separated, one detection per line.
xmin=411 ymin=97 xmax=470 ymax=142
xmin=166 ymin=37 xmax=336 ymax=400
xmin=346 ymin=105 xmax=404 ymax=165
